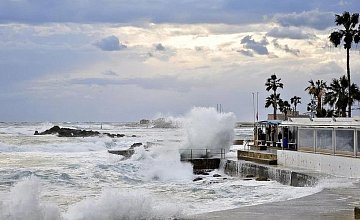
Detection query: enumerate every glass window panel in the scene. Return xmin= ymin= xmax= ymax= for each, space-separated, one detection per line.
xmin=335 ymin=129 xmax=354 ymax=153
xmin=316 ymin=129 xmax=332 ymax=151
xmin=298 ymin=129 xmax=314 ymax=150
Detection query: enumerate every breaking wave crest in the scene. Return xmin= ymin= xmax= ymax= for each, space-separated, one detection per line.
xmin=0 ymin=178 xmax=182 ymax=220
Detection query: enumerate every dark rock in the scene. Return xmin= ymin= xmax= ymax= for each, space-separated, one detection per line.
xmin=131 ymin=135 xmax=137 ymax=137
xmin=243 ymin=178 xmax=253 ymax=181
xmin=354 ymin=207 xmax=360 ymax=219
xmin=193 ymin=177 xmax=203 ymax=182
xmin=193 ymin=170 xmax=210 ymax=175
xmin=108 ymin=143 xmax=142 ymax=158
xmin=213 ymin=174 xmax=222 ymax=177
xmin=35 ymin=126 xmax=127 ymax=138
xmin=140 ymin=119 xmax=150 ymax=125
xmin=108 ymin=149 xmax=135 ymax=158
xmin=129 ymin=143 xmax=142 ymax=149
xmin=256 ymin=177 xmax=270 ymax=181
xmin=245 ymin=174 xmax=255 ymax=178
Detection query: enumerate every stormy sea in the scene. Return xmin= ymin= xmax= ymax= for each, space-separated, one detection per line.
xmin=0 ymin=107 xmax=331 ymax=219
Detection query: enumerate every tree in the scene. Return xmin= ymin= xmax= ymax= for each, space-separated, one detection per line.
xmin=290 ymin=96 xmax=301 ymax=112
xmin=265 ymin=74 xmax=283 ymax=120
xmin=279 ymin=100 xmax=291 ymax=120
xmin=329 ymin=11 xmax=360 ymax=117
xmin=324 ymin=76 xmax=348 ymax=117
xmin=305 ymin=80 xmax=327 ymax=116
xmin=265 ymin=94 xmax=283 ymax=119
xmin=324 ymin=75 xmax=360 ymax=117
xmin=307 ymin=99 xmax=317 ymax=118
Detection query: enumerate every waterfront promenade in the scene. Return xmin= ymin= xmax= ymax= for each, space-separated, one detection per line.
xmin=189 ymin=180 xmax=360 ymax=220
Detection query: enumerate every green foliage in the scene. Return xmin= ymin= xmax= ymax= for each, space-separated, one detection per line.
xmin=324 ymin=75 xmax=360 ymax=117
xmin=265 ymin=74 xmax=283 ymax=120
xmin=290 ymin=96 xmax=301 ymax=112
xmin=329 ymin=11 xmax=360 ymax=117
xmin=305 ymin=80 xmax=327 ymax=114
xmin=265 ymin=74 xmax=283 ymax=92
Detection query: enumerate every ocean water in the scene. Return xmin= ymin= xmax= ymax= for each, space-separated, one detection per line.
xmin=0 ymin=108 xmax=337 ymax=219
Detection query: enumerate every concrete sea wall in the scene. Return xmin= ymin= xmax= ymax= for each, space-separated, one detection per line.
xmin=277 ymin=150 xmax=360 ymax=178
xmin=223 ymin=159 xmax=318 ymax=187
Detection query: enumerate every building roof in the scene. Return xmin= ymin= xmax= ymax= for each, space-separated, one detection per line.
xmin=256 ymin=120 xmax=282 ymax=126
xmin=280 ymin=117 xmax=360 ymax=128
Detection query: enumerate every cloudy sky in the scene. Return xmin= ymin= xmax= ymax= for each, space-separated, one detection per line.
xmin=1 ymin=0 xmax=360 ymax=122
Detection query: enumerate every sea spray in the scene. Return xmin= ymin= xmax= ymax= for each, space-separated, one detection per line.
xmin=130 ymin=107 xmax=236 ymax=180
xmin=65 ymin=189 xmax=182 ymax=220
xmin=0 ymin=178 xmax=61 ymax=220
xmin=0 ymin=178 xmax=182 ymax=220
xmin=131 ymin=145 xmax=193 ymax=182
xmin=183 ymin=107 xmax=236 ymax=155
xmin=0 ymin=119 xmax=329 ymax=218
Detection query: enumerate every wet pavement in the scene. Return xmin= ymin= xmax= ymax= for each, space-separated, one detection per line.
xmin=188 ymin=181 xmax=360 ymax=220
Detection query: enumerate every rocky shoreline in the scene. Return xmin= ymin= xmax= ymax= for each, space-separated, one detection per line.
xmin=34 ymin=125 xmax=129 ymax=138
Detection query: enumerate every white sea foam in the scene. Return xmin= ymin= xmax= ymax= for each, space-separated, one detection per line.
xmin=0 ymin=178 xmax=181 ymax=220
xmin=131 ymin=145 xmax=193 ymax=182
xmin=182 ymin=107 xmax=236 ymax=154
xmin=1 ymin=115 xmax=352 ymax=219
xmin=0 ymin=178 xmax=61 ymax=220
xmin=65 ymin=188 xmax=181 ymax=220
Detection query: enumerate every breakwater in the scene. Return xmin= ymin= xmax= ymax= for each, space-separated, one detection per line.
xmin=223 ymin=159 xmax=318 ymax=187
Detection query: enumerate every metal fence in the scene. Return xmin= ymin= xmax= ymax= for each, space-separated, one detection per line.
xmin=179 ymin=148 xmax=226 ymax=160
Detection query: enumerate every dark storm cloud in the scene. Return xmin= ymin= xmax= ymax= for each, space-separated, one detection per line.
xmin=272 ymin=40 xmax=300 ymax=56
xmin=155 ymin=43 xmax=166 ymax=51
xmin=94 ymin=36 xmax=126 ymax=51
xmin=0 ymin=0 xmax=358 ymax=25
xmin=240 ymin=35 xmax=269 ymax=55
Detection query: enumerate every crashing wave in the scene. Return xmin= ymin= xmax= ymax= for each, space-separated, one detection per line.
xmin=151 ymin=118 xmax=181 ymax=129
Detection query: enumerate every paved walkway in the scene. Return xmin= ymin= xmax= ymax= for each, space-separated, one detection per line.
xmin=187 ymin=181 xmax=360 ymax=220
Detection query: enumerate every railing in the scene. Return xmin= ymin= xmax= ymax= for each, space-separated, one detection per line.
xmin=179 ymin=148 xmax=226 ymax=160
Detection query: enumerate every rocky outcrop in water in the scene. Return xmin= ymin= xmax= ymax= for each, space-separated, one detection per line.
xmin=34 ymin=126 xmax=126 ymax=138
xmin=108 ymin=143 xmax=143 ymax=158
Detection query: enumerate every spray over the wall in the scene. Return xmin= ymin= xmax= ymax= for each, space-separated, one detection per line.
xmin=182 ymin=107 xmax=236 ymax=156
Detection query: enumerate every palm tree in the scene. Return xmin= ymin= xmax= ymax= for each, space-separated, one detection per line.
xmin=265 ymin=74 xmax=283 ymax=120
xmin=305 ymin=80 xmax=327 ymax=116
xmin=279 ymin=100 xmax=291 ymax=120
xmin=329 ymin=11 xmax=360 ymax=117
xmin=307 ymin=99 xmax=317 ymax=118
xmin=325 ymin=76 xmax=360 ymax=117
xmin=265 ymin=94 xmax=283 ymax=119
xmin=324 ymin=76 xmax=348 ymax=117
xmin=290 ymin=96 xmax=301 ymax=112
